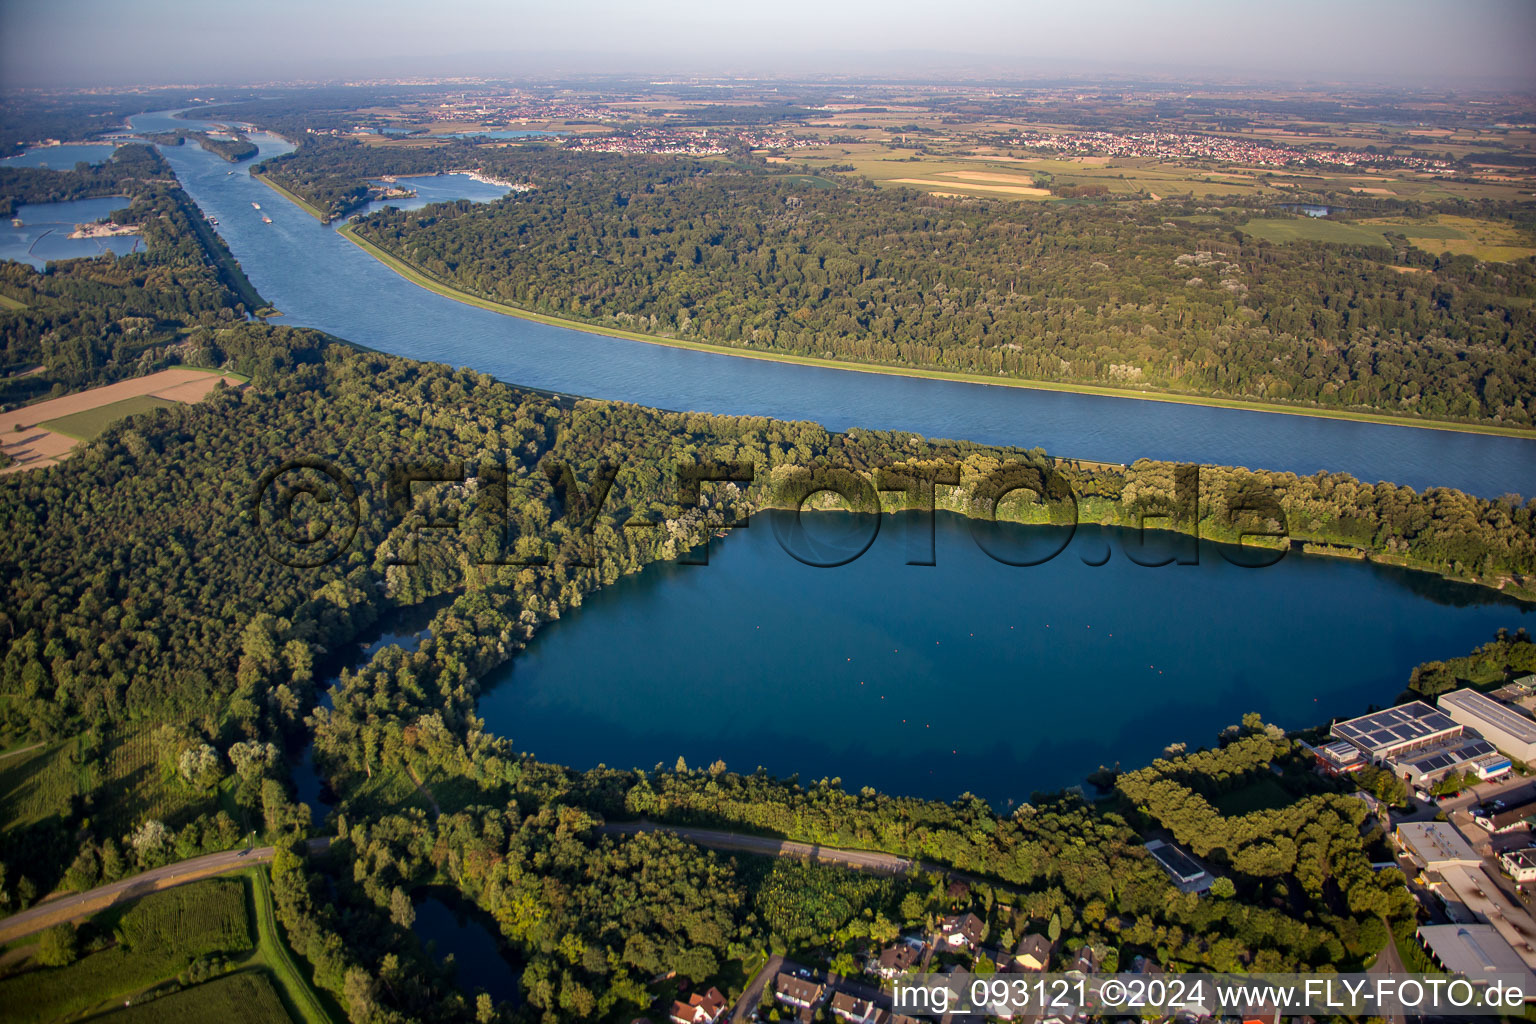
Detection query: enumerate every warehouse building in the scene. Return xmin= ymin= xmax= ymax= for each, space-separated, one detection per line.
xmin=1440 ymin=689 xmax=1536 ymax=763
xmin=1417 ymin=924 xmax=1536 ymax=992
xmin=1331 ymin=702 xmax=1464 ymax=764
xmin=1391 ymin=736 xmax=1504 ymax=789
xmin=1394 ymin=822 xmax=1482 ymax=870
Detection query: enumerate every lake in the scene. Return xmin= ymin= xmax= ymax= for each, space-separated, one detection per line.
xmin=1275 ymin=203 xmax=1337 ymax=218
xmin=1 ymin=143 xmax=122 ymax=169
xmin=413 ymin=891 xmax=521 ymax=1005
xmin=0 ymin=197 xmax=141 ymax=268
xmin=350 ymin=172 xmax=514 ymax=219
xmin=122 ymin=109 xmax=1535 ymax=499
xmin=476 ymin=511 xmax=1534 ymax=804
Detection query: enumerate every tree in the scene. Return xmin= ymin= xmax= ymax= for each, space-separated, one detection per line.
xmin=390 ymin=886 xmax=415 ymax=929
xmin=35 ymin=923 xmax=77 ymax=967
xmin=1209 ymin=877 xmax=1236 ymax=899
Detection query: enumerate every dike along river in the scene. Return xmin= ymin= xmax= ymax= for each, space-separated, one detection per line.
xmin=125 ymin=109 xmax=1535 ymax=498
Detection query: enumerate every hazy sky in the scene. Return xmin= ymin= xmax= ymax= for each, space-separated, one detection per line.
xmin=2 ymin=0 xmax=1533 ymax=89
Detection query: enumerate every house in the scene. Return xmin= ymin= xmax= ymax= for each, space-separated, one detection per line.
xmin=1068 ymin=945 xmax=1102 ymax=975
xmin=938 ymin=912 xmax=984 ymax=949
xmin=1501 ymin=847 xmax=1536 ymax=884
xmin=1001 ymin=933 xmax=1052 ymax=973
xmin=873 ymin=942 xmax=921 ymax=979
xmin=669 ymin=986 xmax=727 ymax=1024
xmin=830 ymin=991 xmax=887 ymax=1023
xmin=1471 ymin=793 xmax=1536 ymax=833
xmin=775 ymin=972 xmax=825 ymax=1010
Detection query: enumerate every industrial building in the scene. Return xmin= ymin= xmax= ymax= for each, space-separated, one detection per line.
xmin=1471 ymin=792 xmax=1536 ymax=833
xmin=1392 ymin=736 xmax=1504 ymax=789
xmin=1417 ymin=924 xmax=1536 ymax=992
xmin=1145 ymin=839 xmax=1215 ymax=893
xmin=1394 ymin=822 xmax=1481 ymax=870
xmin=1314 ymin=740 xmax=1365 ymax=774
xmin=1331 ymin=702 xmax=1464 ymax=764
xmin=1440 ymin=689 xmax=1536 ymax=763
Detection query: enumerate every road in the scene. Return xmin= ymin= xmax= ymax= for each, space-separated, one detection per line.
xmin=0 ymin=837 xmax=330 ymax=944
xmin=599 ymin=821 xmax=919 ymax=874
xmin=730 ymin=953 xmax=783 ymax=1024
xmin=1368 ymin=937 xmax=1409 ymax=1024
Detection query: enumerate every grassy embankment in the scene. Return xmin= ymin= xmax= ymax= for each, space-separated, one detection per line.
xmin=253 ymin=171 xmax=329 ymax=222
xmin=334 ymin=221 xmax=1535 ymax=440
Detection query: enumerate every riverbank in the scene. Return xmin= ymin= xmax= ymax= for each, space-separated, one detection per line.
xmin=253 ymin=171 xmax=328 ymax=222
xmin=335 ymin=221 xmax=1534 ymax=441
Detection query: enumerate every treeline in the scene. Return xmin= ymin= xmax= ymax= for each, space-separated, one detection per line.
xmin=260 ymin=142 xmax=1536 ymax=426
xmin=0 ymin=91 xmax=231 ymax=154
xmin=1406 ymin=628 xmax=1536 ymax=699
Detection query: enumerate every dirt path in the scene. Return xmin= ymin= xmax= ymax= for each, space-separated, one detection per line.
xmin=599 ymin=821 xmax=920 ymax=874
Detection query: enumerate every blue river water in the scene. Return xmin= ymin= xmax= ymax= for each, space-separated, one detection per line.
xmin=123 ymin=109 xmax=1534 ymax=499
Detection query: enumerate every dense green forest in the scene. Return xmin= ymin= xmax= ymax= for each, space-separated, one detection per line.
xmin=193 ymin=134 xmax=259 ymax=163
xmin=246 ymin=138 xmax=1536 ymax=427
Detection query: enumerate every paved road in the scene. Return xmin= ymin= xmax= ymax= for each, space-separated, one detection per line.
xmin=0 ymin=837 xmax=331 ymax=944
xmin=1368 ymin=938 xmax=1409 ymax=1024
xmin=599 ymin=821 xmax=918 ymax=874
xmin=730 ymin=953 xmax=783 ymax=1024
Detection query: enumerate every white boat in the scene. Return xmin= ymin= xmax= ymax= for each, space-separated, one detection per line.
xmin=251 ymin=202 xmax=261 ymax=210
xmin=261 ymin=215 xmax=272 ymax=224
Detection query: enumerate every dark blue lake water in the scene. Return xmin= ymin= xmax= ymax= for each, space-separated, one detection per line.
xmin=477 ymin=512 xmax=1533 ymax=804
xmin=413 ymin=894 xmax=521 ymax=1005
xmin=1 ymin=143 xmax=122 ymax=169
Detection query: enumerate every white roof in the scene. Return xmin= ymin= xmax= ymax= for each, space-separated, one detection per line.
xmin=1441 ymin=689 xmax=1536 ymax=744
xmin=1396 ymin=821 xmax=1481 ymax=867
xmin=1418 ymin=924 xmax=1536 ymax=986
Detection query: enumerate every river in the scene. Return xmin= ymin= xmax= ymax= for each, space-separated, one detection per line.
xmin=123 ymin=109 xmax=1534 ymax=499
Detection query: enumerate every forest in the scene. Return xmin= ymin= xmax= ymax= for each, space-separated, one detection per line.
xmin=245 ymin=138 xmax=1536 ymax=427
xmin=0 ymin=120 xmax=1532 ymax=1024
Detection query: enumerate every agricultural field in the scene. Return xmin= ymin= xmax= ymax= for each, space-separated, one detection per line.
xmin=98 ymin=969 xmax=293 ymax=1024
xmin=40 ymin=394 xmax=177 ymax=441
xmin=0 ymin=878 xmax=252 ymax=1023
xmin=0 ymin=366 xmax=245 ymax=475
xmin=1241 ymin=212 xmax=1536 ymax=261
xmin=0 ymin=741 xmax=79 ymax=834
xmin=90 ymin=722 xmax=217 ymax=838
